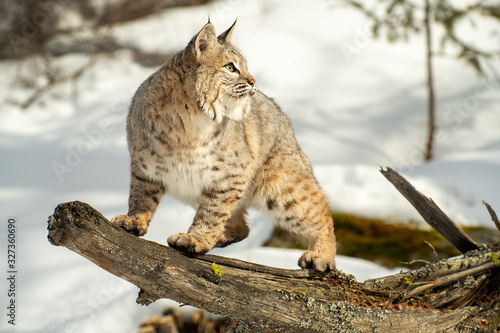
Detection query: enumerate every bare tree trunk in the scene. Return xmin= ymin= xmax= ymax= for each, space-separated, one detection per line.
xmin=424 ymin=0 xmax=436 ymax=161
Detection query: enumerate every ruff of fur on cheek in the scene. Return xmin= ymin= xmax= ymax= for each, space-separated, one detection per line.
xmin=198 ymin=96 xmax=219 ymax=123
xmin=203 ymin=83 xmax=226 ymax=123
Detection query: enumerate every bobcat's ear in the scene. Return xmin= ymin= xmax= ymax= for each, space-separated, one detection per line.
xmin=194 ymin=22 xmax=216 ymax=59
xmin=217 ymin=19 xmax=237 ymax=44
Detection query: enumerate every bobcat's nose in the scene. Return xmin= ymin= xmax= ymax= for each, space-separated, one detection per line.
xmin=247 ymin=76 xmax=256 ymax=87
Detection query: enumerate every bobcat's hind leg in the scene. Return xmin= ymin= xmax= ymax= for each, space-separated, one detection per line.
xmin=112 ymin=170 xmax=166 ymax=236
xmin=290 ymin=209 xmax=336 ymax=272
xmin=263 ymin=169 xmax=336 ymax=272
xmin=297 ymin=218 xmax=336 ymax=272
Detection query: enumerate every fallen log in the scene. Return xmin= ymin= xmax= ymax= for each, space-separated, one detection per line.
xmin=47 ymin=198 xmax=499 ymax=332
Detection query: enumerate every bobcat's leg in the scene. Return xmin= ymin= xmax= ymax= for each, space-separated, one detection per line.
xmin=215 ymin=207 xmax=249 ymax=248
xmin=271 ymin=183 xmax=336 ymax=272
xmin=296 ymin=211 xmax=336 ymax=272
xmin=111 ymin=170 xmax=165 ymax=236
xmin=260 ymin=155 xmax=336 ymax=272
xmin=168 ymin=186 xmax=246 ymax=254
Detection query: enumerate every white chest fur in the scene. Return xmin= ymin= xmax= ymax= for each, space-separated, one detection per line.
xmin=144 ymin=152 xmax=216 ymax=208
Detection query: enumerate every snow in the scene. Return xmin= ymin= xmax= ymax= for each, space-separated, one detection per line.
xmin=1 ymin=0 xmax=499 ymax=332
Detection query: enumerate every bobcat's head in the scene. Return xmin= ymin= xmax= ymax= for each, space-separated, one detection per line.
xmin=182 ymin=21 xmax=256 ymax=123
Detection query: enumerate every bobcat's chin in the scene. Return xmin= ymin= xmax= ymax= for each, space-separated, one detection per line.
xmin=210 ymin=92 xmax=252 ymax=122
xmin=198 ymin=90 xmax=252 ymax=122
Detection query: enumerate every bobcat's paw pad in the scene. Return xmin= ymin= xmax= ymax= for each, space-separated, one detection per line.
xmin=167 ymin=233 xmax=211 ymax=254
xmin=111 ymin=214 xmax=148 ymax=236
xmin=298 ymin=251 xmax=336 ymax=272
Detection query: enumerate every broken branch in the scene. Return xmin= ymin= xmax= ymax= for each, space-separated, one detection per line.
xmin=380 ymin=167 xmax=479 ymax=253
xmin=483 ymin=200 xmax=500 ymax=233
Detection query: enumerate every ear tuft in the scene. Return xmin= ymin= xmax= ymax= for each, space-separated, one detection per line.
xmin=194 ymin=22 xmax=216 ymax=57
xmin=217 ymin=19 xmax=237 ymax=44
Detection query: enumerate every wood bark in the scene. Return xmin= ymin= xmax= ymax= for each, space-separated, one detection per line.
xmin=48 ymin=199 xmax=499 ymax=332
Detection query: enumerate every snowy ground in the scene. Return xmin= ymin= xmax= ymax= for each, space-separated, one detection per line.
xmin=1 ymin=0 xmax=499 ymax=332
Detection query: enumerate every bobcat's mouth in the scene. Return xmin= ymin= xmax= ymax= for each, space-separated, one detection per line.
xmin=249 ymin=85 xmax=257 ymax=96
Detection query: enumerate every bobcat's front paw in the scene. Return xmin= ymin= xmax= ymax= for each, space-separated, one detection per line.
xmin=298 ymin=251 xmax=336 ymax=272
xmin=111 ymin=214 xmax=149 ymax=236
xmin=167 ymin=233 xmax=213 ymax=254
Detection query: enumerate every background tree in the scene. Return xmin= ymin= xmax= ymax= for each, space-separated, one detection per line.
xmin=340 ymin=0 xmax=500 ymax=161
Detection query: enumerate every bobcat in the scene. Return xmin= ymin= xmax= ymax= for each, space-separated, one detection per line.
xmin=111 ymin=21 xmax=336 ymax=272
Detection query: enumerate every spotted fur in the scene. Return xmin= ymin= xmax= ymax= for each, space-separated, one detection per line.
xmin=111 ymin=21 xmax=336 ymax=271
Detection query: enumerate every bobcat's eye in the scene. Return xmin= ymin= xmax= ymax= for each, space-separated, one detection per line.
xmin=224 ymin=62 xmax=238 ymax=73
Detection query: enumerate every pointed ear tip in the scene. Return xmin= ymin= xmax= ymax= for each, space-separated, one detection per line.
xmin=201 ymin=19 xmax=214 ymax=28
xmin=200 ymin=21 xmax=216 ymax=35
